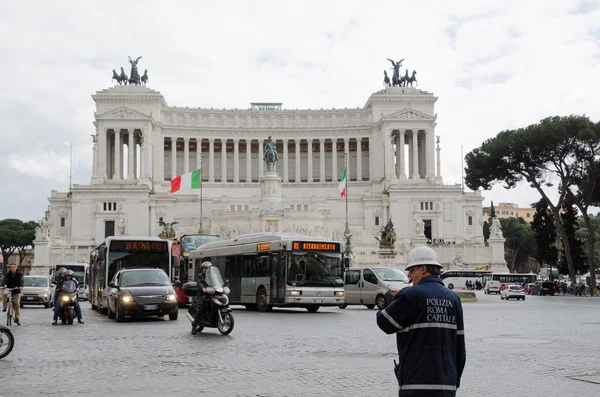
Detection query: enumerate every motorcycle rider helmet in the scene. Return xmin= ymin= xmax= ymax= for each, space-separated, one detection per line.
xmin=65 ymin=270 xmax=74 ymax=277
xmin=405 ymin=246 xmax=443 ymax=271
xmin=58 ymin=267 xmax=67 ymax=275
xmin=200 ymin=261 xmax=212 ymax=270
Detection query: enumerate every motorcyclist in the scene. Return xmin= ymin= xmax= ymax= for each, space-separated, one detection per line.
xmin=192 ymin=261 xmax=212 ymax=334
xmin=52 ymin=267 xmax=67 ymax=325
xmin=63 ymin=270 xmax=84 ymax=324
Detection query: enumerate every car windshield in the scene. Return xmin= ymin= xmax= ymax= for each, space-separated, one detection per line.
xmin=180 ymin=235 xmax=221 ymax=253
xmin=373 ymin=268 xmax=409 ymax=282
xmin=288 ymin=252 xmax=344 ymax=287
xmin=205 ymin=267 xmax=224 ymax=288
xmin=24 ymin=277 xmax=49 ymax=287
xmin=509 ymin=285 xmax=523 ymax=290
xmin=120 ymin=270 xmax=170 ymax=287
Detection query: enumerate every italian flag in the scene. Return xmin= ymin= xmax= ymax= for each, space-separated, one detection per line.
xmin=170 ymin=169 xmax=201 ymax=193
xmin=338 ymin=167 xmax=347 ymax=197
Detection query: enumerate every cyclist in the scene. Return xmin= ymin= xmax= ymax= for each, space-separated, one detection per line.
xmin=1 ymin=263 xmax=24 ymax=326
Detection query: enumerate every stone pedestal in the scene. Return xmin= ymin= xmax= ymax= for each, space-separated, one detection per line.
xmin=259 ymin=172 xmax=283 ymax=211
xmin=488 ymin=236 xmax=507 ymax=270
xmin=31 ymin=238 xmax=52 ymax=276
xmin=378 ymin=247 xmax=402 ymax=268
xmin=411 ymin=236 xmax=428 ymax=247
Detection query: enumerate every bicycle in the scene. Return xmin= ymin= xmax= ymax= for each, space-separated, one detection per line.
xmin=4 ymin=288 xmax=19 ymax=326
xmin=0 ymin=323 xmax=14 ymax=359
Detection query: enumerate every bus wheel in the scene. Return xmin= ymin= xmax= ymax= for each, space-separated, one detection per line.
xmin=306 ymin=305 xmax=320 ymax=313
xmin=256 ymin=288 xmax=270 ymax=312
xmin=244 ymin=304 xmax=257 ymax=311
xmin=448 ymin=284 xmax=454 ymax=290
xmin=91 ymin=304 xmax=98 ymax=310
xmin=338 ymin=304 xmax=347 ymax=309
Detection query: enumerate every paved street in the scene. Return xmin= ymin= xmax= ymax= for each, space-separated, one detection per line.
xmin=1 ymin=293 xmax=600 ymax=396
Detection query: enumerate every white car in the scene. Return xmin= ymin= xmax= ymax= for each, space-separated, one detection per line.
xmin=501 ymin=284 xmax=525 ymax=301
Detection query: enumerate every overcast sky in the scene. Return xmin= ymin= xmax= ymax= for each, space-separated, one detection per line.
xmin=1 ymin=0 xmax=599 ymax=221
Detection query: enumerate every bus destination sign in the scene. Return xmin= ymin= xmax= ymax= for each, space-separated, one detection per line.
xmin=111 ymin=240 xmax=168 ymax=252
xmin=257 ymin=243 xmax=271 ymax=251
xmin=292 ymin=241 xmax=340 ymax=252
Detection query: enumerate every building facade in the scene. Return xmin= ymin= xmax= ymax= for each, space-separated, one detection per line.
xmin=36 ymin=84 xmax=506 ymax=270
xmin=482 ymin=203 xmax=536 ymax=221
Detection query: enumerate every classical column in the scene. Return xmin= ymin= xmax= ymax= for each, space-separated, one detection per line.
xmin=139 ymin=130 xmax=147 ymax=180
xmin=196 ymin=138 xmax=201 ymax=171
xmin=258 ymin=139 xmax=264 ymax=177
xmin=399 ymin=131 xmax=406 ymax=179
xmin=233 ymin=139 xmax=239 ymax=183
xmin=171 ymin=137 xmax=177 ymax=179
xmin=319 ymin=138 xmax=325 ymax=182
xmin=92 ymin=143 xmax=97 ymax=180
xmin=332 ymin=139 xmax=337 ymax=181
xmin=295 ymin=140 xmax=300 ymax=182
xmin=427 ymin=129 xmax=435 ymax=179
xmin=307 ymin=139 xmax=313 ymax=182
xmin=96 ymin=126 xmax=107 ymax=179
xmin=394 ymin=134 xmax=401 ymax=179
xmin=246 ymin=139 xmax=252 ymax=182
xmin=208 ymin=138 xmax=215 ymax=182
xmin=357 ymin=137 xmax=362 ymax=181
xmin=113 ymin=130 xmax=121 ymax=180
xmin=411 ymin=130 xmax=419 ymax=179
xmin=436 ymin=135 xmax=442 ymax=178
xmin=221 ymin=138 xmax=227 ymax=182
xmin=126 ymin=130 xmax=134 ymax=180
xmin=344 ymin=138 xmax=350 ymax=179
xmin=283 ymin=139 xmax=289 ymax=182
xmin=133 ymin=134 xmax=138 ymax=179
xmin=183 ymin=137 xmax=190 ymax=174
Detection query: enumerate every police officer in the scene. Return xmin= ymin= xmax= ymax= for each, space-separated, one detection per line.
xmin=376 ymin=246 xmax=466 ymax=396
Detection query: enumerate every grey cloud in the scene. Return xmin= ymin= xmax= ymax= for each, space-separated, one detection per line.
xmin=570 ymin=1 xmax=600 ymax=14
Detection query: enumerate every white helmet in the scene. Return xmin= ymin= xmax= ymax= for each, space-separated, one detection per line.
xmin=405 ymin=246 xmax=443 ymax=271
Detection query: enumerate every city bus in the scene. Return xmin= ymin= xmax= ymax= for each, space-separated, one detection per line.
xmin=53 ymin=262 xmax=89 ymax=300
xmin=88 ymin=236 xmax=173 ymax=314
xmin=176 ymin=234 xmax=221 ymax=282
xmin=439 ymin=270 xmax=492 ymax=290
xmin=190 ymin=232 xmax=346 ymax=312
xmin=485 ymin=272 xmax=538 ymax=285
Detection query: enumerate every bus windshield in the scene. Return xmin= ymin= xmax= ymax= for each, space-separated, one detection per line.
xmin=180 ymin=235 xmax=221 ymax=254
xmin=107 ymin=251 xmax=170 ymax=282
xmin=288 ymin=252 xmax=344 ymax=287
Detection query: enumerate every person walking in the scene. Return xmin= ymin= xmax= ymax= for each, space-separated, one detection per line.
xmin=1 ymin=263 xmax=24 ymax=326
xmin=376 ymin=246 xmax=466 ymax=396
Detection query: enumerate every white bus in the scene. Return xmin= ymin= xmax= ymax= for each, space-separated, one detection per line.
xmin=440 ymin=270 xmax=492 ymax=290
xmin=190 ymin=232 xmax=346 ymax=312
xmin=484 ymin=272 xmax=538 ymax=285
xmin=88 ymin=236 xmax=173 ymax=314
xmin=54 ymin=262 xmax=89 ymax=300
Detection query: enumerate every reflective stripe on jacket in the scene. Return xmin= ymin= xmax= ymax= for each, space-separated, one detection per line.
xmin=377 ymin=276 xmax=466 ymax=396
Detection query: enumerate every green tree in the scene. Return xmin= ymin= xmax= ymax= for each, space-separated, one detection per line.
xmin=490 ymin=201 xmax=496 ymax=218
xmin=465 ymin=115 xmax=595 ymax=284
xmin=530 ymin=198 xmax=558 ymax=280
xmin=558 ymin=199 xmax=586 ymax=275
xmin=499 ymin=217 xmax=537 ymax=273
xmin=483 ymin=221 xmax=491 ymax=242
xmin=0 ymin=219 xmax=36 ymax=273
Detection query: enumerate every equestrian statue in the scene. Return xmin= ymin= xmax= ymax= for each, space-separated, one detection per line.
xmin=263 ymin=136 xmax=278 ymax=173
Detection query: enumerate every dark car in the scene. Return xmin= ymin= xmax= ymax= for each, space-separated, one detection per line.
xmin=531 ymin=281 xmax=555 ymax=296
xmin=107 ymin=268 xmax=178 ymax=322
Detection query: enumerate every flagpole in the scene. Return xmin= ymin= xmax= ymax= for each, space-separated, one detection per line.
xmin=199 ymin=152 xmax=203 ymax=233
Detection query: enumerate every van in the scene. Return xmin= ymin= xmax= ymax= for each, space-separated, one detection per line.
xmin=339 ymin=267 xmax=411 ymax=310
xmin=484 ymin=280 xmax=501 ymax=295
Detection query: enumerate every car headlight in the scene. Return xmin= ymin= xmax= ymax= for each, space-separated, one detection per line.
xmin=213 ymin=298 xmax=223 ymax=305
xmin=61 ymin=295 xmax=70 ymax=302
xmin=166 ymin=294 xmax=176 ymax=301
xmin=335 ymin=291 xmax=345 ymax=296
xmin=121 ymin=295 xmax=132 ymax=303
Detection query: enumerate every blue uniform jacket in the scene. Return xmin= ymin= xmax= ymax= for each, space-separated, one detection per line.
xmin=377 ymin=276 xmax=466 ymax=396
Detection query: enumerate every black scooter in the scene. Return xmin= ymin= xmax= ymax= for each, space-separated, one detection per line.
xmin=58 ymin=281 xmax=79 ymax=325
xmin=183 ymin=280 xmax=234 ymax=336
xmin=0 ymin=323 xmax=14 ymax=359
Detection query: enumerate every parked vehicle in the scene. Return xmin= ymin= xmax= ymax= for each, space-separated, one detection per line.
xmin=107 ymin=268 xmax=178 ymax=322
xmin=500 ymin=284 xmax=525 ymax=301
xmin=0 ymin=323 xmax=14 ymax=359
xmin=339 ymin=267 xmax=410 ymax=310
xmin=184 ymin=266 xmax=234 ymax=335
xmin=484 ymin=280 xmax=501 ymax=295
xmin=20 ymin=276 xmax=54 ymax=308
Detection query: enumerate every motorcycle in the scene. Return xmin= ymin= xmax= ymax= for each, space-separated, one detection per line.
xmin=183 ymin=267 xmax=234 ymax=335
xmin=0 ymin=323 xmax=14 ymax=359
xmin=58 ymin=280 xmax=79 ymax=325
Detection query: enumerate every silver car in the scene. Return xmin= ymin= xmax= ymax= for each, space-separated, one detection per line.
xmin=21 ymin=276 xmax=55 ymax=308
